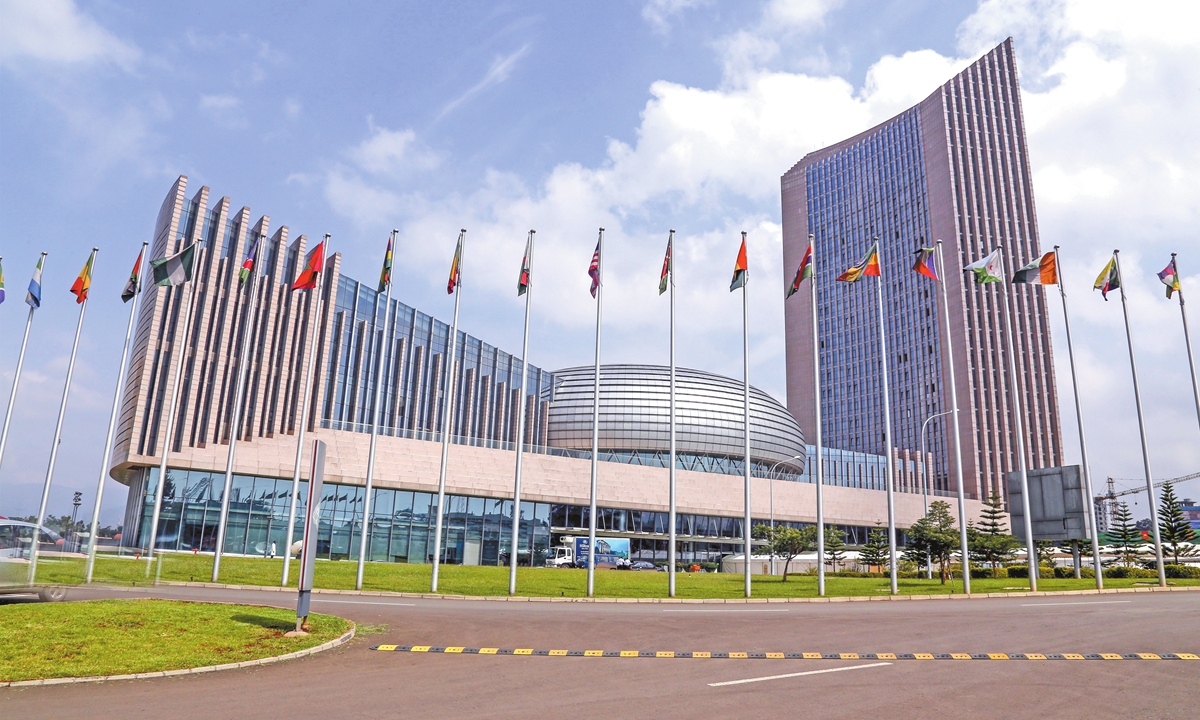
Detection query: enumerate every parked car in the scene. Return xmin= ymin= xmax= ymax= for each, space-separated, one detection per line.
xmin=0 ymin=519 xmax=67 ymax=601
xmin=629 ymin=561 xmax=656 ymax=571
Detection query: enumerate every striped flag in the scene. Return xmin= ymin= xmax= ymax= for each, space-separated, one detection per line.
xmin=26 ymin=255 xmax=43 ymax=308
xmin=379 ymin=234 xmax=394 ymax=292
xmin=291 ymin=239 xmax=325 ymax=291
xmin=912 ymin=247 xmax=938 ymax=280
xmin=1158 ymin=258 xmax=1181 ymax=299
xmin=151 ymin=242 xmax=198 ymax=287
xmin=70 ymin=250 xmax=96 ymax=304
xmin=518 ymin=234 xmax=532 ymax=296
xmin=239 ymin=235 xmax=260 ymax=285
xmin=588 ymin=240 xmax=601 ymax=298
xmin=729 ymin=233 xmax=748 ymax=291
xmin=122 ymin=247 xmax=144 ymax=302
xmin=1012 ymin=251 xmax=1057 ymax=285
xmin=658 ymin=234 xmax=672 ymax=295
xmin=837 ymin=242 xmax=880 ymax=283
xmin=447 ymin=233 xmax=463 ymax=295
xmin=0 ymin=258 xmax=6 ymax=305
xmin=964 ymin=249 xmax=1002 ymax=284
xmin=786 ymin=239 xmax=813 ymax=298
xmin=1093 ymin=255 xmax=1119 ymax=301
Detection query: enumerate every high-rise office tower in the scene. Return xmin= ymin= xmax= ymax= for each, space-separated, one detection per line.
xmin=781 ymin=39 xmax=1063 ymax=502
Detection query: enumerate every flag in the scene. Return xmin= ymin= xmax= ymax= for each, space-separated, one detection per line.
xmin=658 ymin=235 xmax=673 ymax=295
xmin=1012 ymin=251 xmax=1057 ymax=285
xmin=70 ymin=250 xmax=96 ymax=304
xmin=912 ymin=247 xmax=938 ymax=280
xmin=0 ymin=258 xmax=5 ymax=305
xmin=1093 ymin=255 xmax=1119 ymax=301
xmin=729 ymin=234 xmax=748 ymax=291
xmin=836 ymin=242 xmax=880 ymax=283
xmin=964 ymin=249 xmax=1002 ymax=284
xmin=1158 ymin=258 xmax=1181 ymax=299
xmin=786 ymin=240 xmax=813 ymax=298
xmin=26 ymin=255 xmax=43 ymax=308
xmin=378 ymin=234 xmax=393 ymax=292
xmin=588 ymin=240 xmax=601 ymax=298
xmin=291 ymin=239 xmax=325 ymax=291
xmin=518 ymin=234 xmax=532 ymax=296
xmin=151 ymin=242 xmax=198 ymax=287
xmin=239 ymin=235 xmax=260 ymax=285
xmin=447 ymin=234 xmax=463 ymax=295
xmin=122 ymin=247 xmax=144 ymax=302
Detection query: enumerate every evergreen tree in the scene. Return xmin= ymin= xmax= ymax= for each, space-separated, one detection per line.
xmin=824 ymin=526 xmax=847 ymax=572
xmin=1158 ymin=481 xmax=1196 ymax=565
xmin=906 ymin=501 xmax=960 ymax=584
xmin=968 ymin=493 xmax=1020 ymax=577
xmin=752 ymin=524 xmax=816 ymax=581
xmin=858 ymin=523 xmax=890 ymax=573
xmin=1110 ymin=502 xmax=1141 ymax=568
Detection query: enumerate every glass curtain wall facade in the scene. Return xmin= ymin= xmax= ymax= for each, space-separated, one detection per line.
xmin=324 ymin=275 xmax=553 ymax=449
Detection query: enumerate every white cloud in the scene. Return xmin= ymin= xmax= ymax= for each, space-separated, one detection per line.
xmin=0 ymin=0 xmax=139 ymax=69
xmin=642 ymin=0 xmax=711 ymax=34
xmin=763 ymin=0 xmax=845 ymax=30
xmin=347 ymin=119 xmax=440 ymax=176
xmin=199 ymin=94 xmax=239 ymax=110
xmin=439 ymin=44 xmax=531 ymax=119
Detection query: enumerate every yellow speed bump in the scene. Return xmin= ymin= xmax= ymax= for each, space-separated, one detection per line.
xmin=840 ymin=653 xmax=859 ymax=660
xmin=951 ymin=653 xmax=972 ymax=660
xmin=987 ymin=654 xmax=1009 ymax=660
xmin=656 ymin=651 xmax=675 ymax=658
xmin=445 ymin=647 xmax=464 ymax=654
xmin=514 ymin=649 xmax=533 ymax=655
xmin=1100 ymin=654 xmax=1123 ymax=660
xmin=584 ymin=650 xmax=603 ymax=657
xmin=914 ymin=653 xmax=935 ymax=660
xmin=803 ymin=652 xmax=822 ymax=659
xmin=620 ymin=651 xmax=638 ymax=658
xmin=728 ymin=652 xmax=748 ymax=659
xmin=1025 ymin=654 xmax=1047 ymax=660
xmin=693 ymin=652 xmax=711 ymax=659
xmin=478 ymin=648 xmax=498 ymax=655
xmin=549 ymin=650 xmax=568 ymax=657
xmin=411 ymin=646 xmax=431 ymax=653
xmin=766 ymin=653 xmax=785 ymax=659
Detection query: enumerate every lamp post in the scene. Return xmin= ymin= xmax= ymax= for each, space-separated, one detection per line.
xmin=765 ymin=454 xmax=805 ymax=575
xmin=919 ymin=411 xmax=952 ymax=580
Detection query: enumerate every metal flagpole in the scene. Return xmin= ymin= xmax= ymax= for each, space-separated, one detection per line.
xmin=509 ymin=230 xmax=535 ymax=596
xmin=936 ymin=241 xmax=971 ymax=594
xmin=874 ymin=242 xmax=898 ymax=595
xmin=1112 ymin=249 xmax=1167 ymax=587
xmin=0 ymin=252 xmax=45 ymax=477
xmin=997 ymin=247 xmax=1037 ymax=591
xmin=668 ymin=230 xmax=677 ymax=597
xmin=432 ymin=229 xmax=466 ymax=593
xmin=282 ymin=234 xmax=331 ymax=587
xmin=1172 ymin=254 xmax=1200 ymax=434
xmin=357 ymin=230 xmax=397 ymax=591
xmin=741 ymin=231 xmax=752 ymax=599
xmin=147 ymin=246 xmax=204 ymax=563
xmin=810 ymin=234 xmax=826 ymax=597
xmin=86 ymin=242 xmax=148 ymax=583
xmin=30 ymin=249 xmax=96 ymax=584
xmin=919 ymin=410 xmax=951 ymax=580
xmin=587 ymin=228 xmax=604 ymax=598
xmin=212 ymin=238 xmax=263 ymax=582
xmin=1053 ymin=246 xmax=1103 ymax=589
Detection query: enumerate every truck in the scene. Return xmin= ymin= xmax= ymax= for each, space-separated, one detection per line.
xmin=545 ymin=536 xmax=630 ymax=569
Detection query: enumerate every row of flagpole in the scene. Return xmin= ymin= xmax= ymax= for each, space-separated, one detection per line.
xmin=0 ymin=228 xmax=1193 ymax=596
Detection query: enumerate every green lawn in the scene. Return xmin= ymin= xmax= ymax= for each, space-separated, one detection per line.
xmin=0 ymin=599 xmax=350 ymax=682
xmin=33 ymin=554 xmax=1200 ymax=599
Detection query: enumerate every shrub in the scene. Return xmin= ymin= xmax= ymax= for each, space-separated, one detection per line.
xmin=1053 ymin=566 xmax=1096 ymax=579
xmin=1004 ymin=565 xmax=1055 ymax=579
xmin=1103 ymin=566 xmax=1157 ymax=579
xmin=1164 ymin=564 xmax=1200 ymax=579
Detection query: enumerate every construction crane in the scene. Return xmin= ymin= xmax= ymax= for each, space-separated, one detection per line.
xmin=1096 ymin=471 xmax=1200 ymax=532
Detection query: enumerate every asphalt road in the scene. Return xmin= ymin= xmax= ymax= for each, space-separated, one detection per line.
xmin=3 ymin=585 xmax=1196 ymax=719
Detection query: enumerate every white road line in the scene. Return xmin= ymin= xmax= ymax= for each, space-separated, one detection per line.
xmin=311 ymin=600 xmax=417 ymax=607
xmin=663 ymin=609 xmax=790 ymax=613
xmin=1020 ymin=601 xmax=1132 ymax=607
xmin=708 ymin=662 xmax=892 ymax=687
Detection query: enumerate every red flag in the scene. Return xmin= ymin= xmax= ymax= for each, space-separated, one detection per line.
xmin=729 ymin=234 xmax=748 ymax=291
xmin=291 ymin=240 xmax=325 ymax=290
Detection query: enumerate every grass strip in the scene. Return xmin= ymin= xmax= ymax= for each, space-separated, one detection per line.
xmin=0 ymin=598 xmax=349 ymax=682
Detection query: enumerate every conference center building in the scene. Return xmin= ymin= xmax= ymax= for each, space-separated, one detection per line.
xmin=110 ymin=175 xmax=982 ymax=568
xmin=781 ymin=38 xmax=1063 ymax=507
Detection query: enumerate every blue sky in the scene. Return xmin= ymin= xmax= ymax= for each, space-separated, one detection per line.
xmin=2 ymin=0 xmax=1198 ymax=526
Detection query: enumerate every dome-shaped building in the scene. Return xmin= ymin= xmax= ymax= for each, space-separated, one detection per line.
xmin=546 ymin=364 xmax=805 ymax=476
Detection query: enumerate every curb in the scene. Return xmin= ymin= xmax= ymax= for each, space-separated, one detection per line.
xmin=133 ymin=581 xmax=1200 ymax=604
xmin=0 ymin=624 xmax=356 ymax=688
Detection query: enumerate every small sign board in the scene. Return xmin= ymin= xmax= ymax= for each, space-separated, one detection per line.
xmin=295 ymin=439 xmax=326 ymax=631
xmin=1006 ymin=465 xmax=1090 ymax=542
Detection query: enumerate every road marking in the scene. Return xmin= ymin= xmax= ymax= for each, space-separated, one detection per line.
xmin=1021 ymin=601 xmax=1131 ymax=607
xmin=708 ymin=662 xmax=892 ymax=687
xmin=370 ymin=646 xmax=1198 ymax=660
xmin=312 ymin=599 xmax=418 ymax=607
xmin=662 ymin=609 xmax=790 ymax=613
